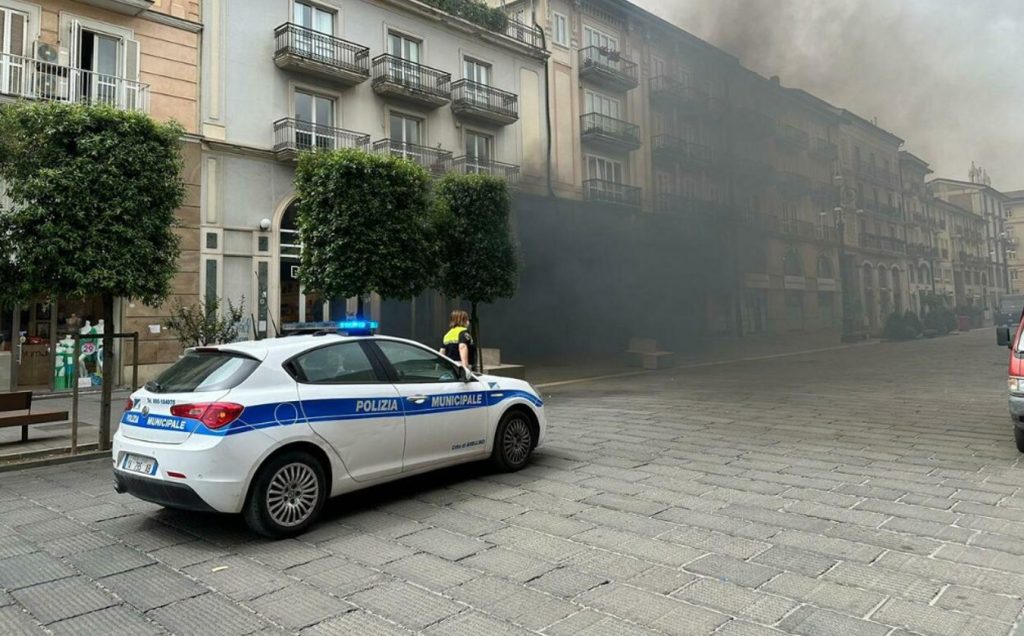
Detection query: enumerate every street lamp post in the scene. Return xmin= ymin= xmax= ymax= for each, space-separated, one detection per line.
xmin=828 ymin=173 xmax=856 ymax=342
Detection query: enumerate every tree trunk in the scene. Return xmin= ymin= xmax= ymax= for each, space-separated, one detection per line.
xmin=98 ymin=293 xmax=114 ymax=451
xmin=470 ymin=302 xmax=482 ymax=374
xmin=356 ymin=295 xmax=365 ymax=320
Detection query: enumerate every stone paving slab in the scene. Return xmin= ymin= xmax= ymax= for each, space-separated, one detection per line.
xmin=0 ymin=330 xmax=1023 ymax=634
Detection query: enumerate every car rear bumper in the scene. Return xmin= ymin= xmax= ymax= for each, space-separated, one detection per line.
xmin=112 ymin=430 xmax=256 ymax=513
xmin=113 ymin=471 xmax=216 ymax=512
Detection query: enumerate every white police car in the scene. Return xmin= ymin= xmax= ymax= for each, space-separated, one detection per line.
xmin=112 ymin=330 xmax=545 ymax=538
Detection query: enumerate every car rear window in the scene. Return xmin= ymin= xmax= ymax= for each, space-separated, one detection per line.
xmin=146 ymin=350 xmax=259 ymax=394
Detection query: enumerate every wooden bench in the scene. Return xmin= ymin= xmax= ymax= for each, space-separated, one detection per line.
xmin=0 ymin=391 xmax=70 ymax=442
xmin=626 ymin=338 xmax=675 ymax=370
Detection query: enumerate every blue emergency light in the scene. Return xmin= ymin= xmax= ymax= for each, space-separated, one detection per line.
xmin=338 ymin=319 xmax=378 ymax=335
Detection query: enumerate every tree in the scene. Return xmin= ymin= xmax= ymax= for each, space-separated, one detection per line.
xmin=434 ymin=174 xmax=517 ymax=371
xmin=165 ymin=297 xmax=246 ymax=348
xmin=0 ymin=102 xmax=185 ymax=449
xmin=293 ymin=148 xmax=436 ymax=316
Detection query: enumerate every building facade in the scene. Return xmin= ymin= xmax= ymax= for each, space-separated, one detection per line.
xmin=0 ymin=0 xmax=201 ymax=390
xmin=198 ymin=0 xmax=547 ymax=343
xmin=1005 ymin=190 xmax=1024 ymax=295
xmin=929 ymin=176 xmax=1010 ymax=311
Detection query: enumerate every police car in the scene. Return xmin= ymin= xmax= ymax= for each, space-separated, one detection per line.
xmin=112 ymin=327 xmax=545 ymax=538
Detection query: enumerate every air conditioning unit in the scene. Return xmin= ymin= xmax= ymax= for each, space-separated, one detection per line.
xmin=35 ymin=71 xmax=68 ymax=101
xmin=32 ymin=41 xmax=67 ymax=65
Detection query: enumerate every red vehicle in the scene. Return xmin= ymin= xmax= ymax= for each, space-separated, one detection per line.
xmin=997 ymin=309 xmax=1024 ymax=451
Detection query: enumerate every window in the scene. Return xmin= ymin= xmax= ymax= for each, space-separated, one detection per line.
xmin=292 ymin=343 xmax=379 ymax=384
xmin=652 ymin=56 xmax=666 ymax=79
xmin=389 ymin=111 xmax=423 ymax=161
xmin=388 ymin=31 xmax=420 ymax=62
xmin=293 ymin=1 xmax=333 ymax=34
xmin=552 ymin=12 xmax=568 ymax=47
xmin=817 ymin=256 xmax=834 ymax=279
xmin=294 ymin=90 xmax=334 ymax=149
xmin=584 ymin=90 xmax=620 ymax=118
xmin=583 ymin=25 xmax=617 ymax=51
xmin=147 ymin=351 xmax=259 ymax=394
xmin=463 ymin=58 xmax=491 ymax=106
xmin=783 ymin=250 xmax=803 ymax=277
xmin=586 ymin=155 xmax=623 ymax=183
xmin=376 ymin=341 xmax=460 ymax=383
xmin=0 ymin=7 xmax=27 ymax=94
xmin=465 ymin=131 xmax=492 ymax=173
xmin=204 ymin=259 xmax=218 ymax=308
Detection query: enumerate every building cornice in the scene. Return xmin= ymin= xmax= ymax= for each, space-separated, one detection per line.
xmin=139 ymin=9 xmax=202 ymax=33
xmin=381 ymin=0 xmax=548 ymax=61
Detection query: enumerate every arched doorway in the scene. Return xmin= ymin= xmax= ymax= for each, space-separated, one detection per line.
xmin=278 ymin=200 xmax=329 ymax=329
xmin=877 ymin=264 xmax=890 ymax=319
xmin=862 ymin=263 xmax=876 ymax=330
xmin=891 ymin=266 xmax=902 ymax=314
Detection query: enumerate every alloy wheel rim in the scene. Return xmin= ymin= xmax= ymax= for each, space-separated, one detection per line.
xmin=266 ymin=462 xmax=319 ymax=527
xmin=503 ymin=418 xmax=531 ymax=465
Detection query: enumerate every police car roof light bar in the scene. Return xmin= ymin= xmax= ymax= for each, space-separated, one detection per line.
xmin=338 ymin=319 xmax=378 ymax=336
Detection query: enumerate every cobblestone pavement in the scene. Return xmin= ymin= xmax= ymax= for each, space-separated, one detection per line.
xmin=0 ymin=328 xmax=1020 ymax=635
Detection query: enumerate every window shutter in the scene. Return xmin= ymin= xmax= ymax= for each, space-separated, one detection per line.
xmin=125 ymin=38 xmax=140 ymax=80
xmin=9 ymin=12 xmax=25 ymax=57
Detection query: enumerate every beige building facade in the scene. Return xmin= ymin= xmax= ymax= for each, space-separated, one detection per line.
xmin=1005 ymin=190 xmax=1024 ymax=295
xmin=1 ymin=0 xmax=201 ymax=390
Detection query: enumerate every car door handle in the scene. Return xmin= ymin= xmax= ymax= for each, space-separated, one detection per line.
xmin=407 ymin=395 xmax=427 ymax=405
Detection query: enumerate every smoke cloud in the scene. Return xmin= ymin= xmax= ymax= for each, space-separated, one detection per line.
xmin=634 ymin=0 xmax=1024 ymax=189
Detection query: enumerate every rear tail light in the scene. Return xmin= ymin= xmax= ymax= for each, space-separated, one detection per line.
xmin=170 ymin=402 xmax=244 ymax=430
xmin=123 ymin=399 xmax=134 ymax=412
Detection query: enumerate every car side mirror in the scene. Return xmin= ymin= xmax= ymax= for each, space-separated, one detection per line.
xmin=459 ymin=366 xmax=475 ymax=382
xmin=997 ymin=326 xmax=1012 ymax=348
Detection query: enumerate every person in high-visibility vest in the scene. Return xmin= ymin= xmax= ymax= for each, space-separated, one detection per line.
xmin=440 ymin=309 xmax=476 ymax=369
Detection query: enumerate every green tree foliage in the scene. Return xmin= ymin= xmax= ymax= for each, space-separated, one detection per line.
xmin=0 ymin=102 xmax=185 ymax=448
xmin=421 ymin=0 xmax=508 ymax=31
xmin=434 ymin=174 xmax=517 ymax=369
xmin=293 ymin=149 xmax=436 ymax=310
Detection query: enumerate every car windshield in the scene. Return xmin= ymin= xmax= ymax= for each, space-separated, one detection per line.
xmin=146 ymin=350 xmax=259 ymax=393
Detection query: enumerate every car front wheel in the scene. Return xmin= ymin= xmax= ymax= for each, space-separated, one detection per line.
xmin=1015 ymin=427 xmax=1024 ymax=454
xmin=243 ymin=450 xmax=327 ymax=538
xmin=491 ymin=409 xmax=534 ymax=472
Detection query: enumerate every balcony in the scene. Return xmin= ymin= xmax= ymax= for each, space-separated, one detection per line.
xmin=371 ymin=139 xmax=452 ymax=174
xmin=502 ymin=19 xmax=545 ymax=50
xmin=730 ymin=156 xmax=776 ymax=190
xmin=731 ymin=107 xmax=775 ymax=140
xmin=448 ymin=156 xmax=520 ymax=184
xmin=908 ymin=243 xmax=939 ymax=260
xmin=779 ymin=218 xmax=818 ymax=241
xmin=655 ymin=192 xmax=720 ymax=216
xmin=371 ymin=55 xmax=450 ymax=108
xmin=273 ymin=118 xmax=370 ymax=160
xmin=584 ymin=179 xmax=641 ymax=208
xmin=273 ymin=24 xmax=369 ymax=87
xmin=817 ymin=225 xmax=840 ymax=243
xmin=855 ymin=161 xmax=897 ymax=189
xmin=578 ymin=46 xmax=638 ymax=92
xmin=878 ymin=203 xmax=902 ymax=219
xmin=651 ymin=135 xmax=713 ymax=169
xmin=774 ymin=123 xmax=809 ymax=153
xmin=648 ymin=76 xmax=719 ymax=118
xmin=75 ymin=0 xmax=153 ymax=16
xmin=809 ymin=138 xmax=838 ymax=161
xmin=0 ymin=52 xmax=149 ymax=112
xmin=859 ymin=233 xmax=907 ymax=255
xmin=580 ymin=112 xmax=642 ymax=152
xmin=776 ymin=172 xmax=812 ymax=199
xmin=450 ymin=80 xmax=518 ymax=126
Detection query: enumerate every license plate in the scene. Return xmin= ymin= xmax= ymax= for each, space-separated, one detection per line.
xmin=121 ymin=453 xmax=157 ymax=476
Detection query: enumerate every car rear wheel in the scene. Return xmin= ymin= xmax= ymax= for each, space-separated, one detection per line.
xmin=491 ymin=409 xmax=534 ymax=472
xmin=1015 ymin=427 xmax=1024 ymax=453
xmin=243 ymin=450 xmax=326 ymax=538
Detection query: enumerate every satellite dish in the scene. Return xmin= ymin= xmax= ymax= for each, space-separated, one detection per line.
xmin=35 ymin=42 xmax=59 ymax=63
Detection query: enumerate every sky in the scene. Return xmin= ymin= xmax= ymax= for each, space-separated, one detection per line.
xmin=632 ymin=0 xmax=1024 ymax=191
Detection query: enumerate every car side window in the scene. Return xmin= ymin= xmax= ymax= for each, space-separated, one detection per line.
xmin=375 ymin=341 xmax=459 ymax=383
xmin=292 ymin=343 xmax=380 ymax=384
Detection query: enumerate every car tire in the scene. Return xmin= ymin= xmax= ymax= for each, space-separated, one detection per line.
xmin=243 ymin=450 xmax=327 ymax=539
xmin=1015 ymin=427 xmax=1024 ymax=454
xmin=490 ymin=409 xmax=534 ymax=472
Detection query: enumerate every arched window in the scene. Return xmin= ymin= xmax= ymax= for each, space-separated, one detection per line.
xmin=816 ymin=256 xmax=834 ymax=279
xmin=919 ymin=264 xmax=930 ymax=285
xmin=862 ymin=263 xmax=874 ymax=289
xmin=877 ymin=265 xmax=889 ymax=289
xmin=783 ymin=249 xmax=803 ymax=276
xmin=280 ymin=201 xmax=301 ymax=262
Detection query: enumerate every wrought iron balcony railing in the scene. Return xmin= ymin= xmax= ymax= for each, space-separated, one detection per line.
xmin=450 ymin=79 xmax=518 ymax=125
xmin=809 ymin=138 xmax=838 ymax=161
xmin=0 ymin=52 xmax=149 ymax=111
xmin=371 ymin=139 xmax=452 ymax=173
xmin=273 ymin=118 xmax=370 ymax=156
xmin=503 ymin=19 xmax=544 ymax=49
xmin=371 ymin=54 xmax=451 ymax=107
xmin=648 ymin=76 xmax=719 ymax=117
xmin=774 ymin=123 xmax=809 ymax=152
xmin=651 ymin=135 xmax=714 ymax=168
xmin=580 ymin=112 xmax=641 ymax=151
xmin=654 ymin=192 xmax=720 ymax=217
xmin=273 ymin=23 xmax=370 ymax=85
xmin=449 ymin=156 xmax=520 ymax=184
xmin=578 ymin=46 xmax=638 ymax=91
xmin=859 ymin=233 xmax=907 ymax=254
xmin=584 ymin=179 xmax=641 ymax=207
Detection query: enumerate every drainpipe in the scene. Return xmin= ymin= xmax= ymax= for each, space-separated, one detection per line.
xmin=533 ymin=11 xmax=554 ymax=197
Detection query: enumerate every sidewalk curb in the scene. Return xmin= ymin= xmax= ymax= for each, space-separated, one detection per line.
xmin=0 ymin=447 xmax=106 ymax=472
xmin=534 ymin=339 xmax=881 ymax=390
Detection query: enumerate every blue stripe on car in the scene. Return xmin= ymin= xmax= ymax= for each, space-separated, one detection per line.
xmin=120 ymin=390 xmax=542 ymax=437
